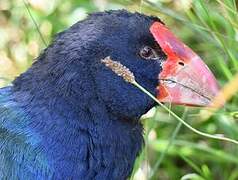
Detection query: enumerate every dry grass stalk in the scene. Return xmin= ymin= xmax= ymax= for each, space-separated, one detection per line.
xmin=211 ymin=73 xmax=238 ymax=108
xmin=101 ymin=56 xmax=135 ymax=83
xmin=202 ymin=72 xmax=238 ymax=120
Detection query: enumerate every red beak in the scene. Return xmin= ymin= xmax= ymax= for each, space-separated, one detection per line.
xmin=150 ymin=22 xmax=219 ymax=106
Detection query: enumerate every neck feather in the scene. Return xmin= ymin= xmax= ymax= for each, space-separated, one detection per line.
xmin=10 ymin=82 xmax=144 ymax=179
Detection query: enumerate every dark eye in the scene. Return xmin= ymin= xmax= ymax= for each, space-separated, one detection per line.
xmin=139 ymin=46 xmax=157 ymax=60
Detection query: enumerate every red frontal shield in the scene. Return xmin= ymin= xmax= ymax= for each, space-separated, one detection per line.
xmin=150 ymin=22 xmax=219 ymax=106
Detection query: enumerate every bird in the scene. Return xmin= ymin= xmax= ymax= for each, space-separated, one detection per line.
xmin=0 ymin=10 xmax=219 ymax=179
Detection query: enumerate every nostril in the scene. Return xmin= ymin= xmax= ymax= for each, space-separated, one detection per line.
xmin=178 ymin=61 xmax=185 ymax=66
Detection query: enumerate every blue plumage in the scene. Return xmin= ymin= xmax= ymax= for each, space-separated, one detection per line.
xmin=0 ymin=10 xmax=165 ymax=179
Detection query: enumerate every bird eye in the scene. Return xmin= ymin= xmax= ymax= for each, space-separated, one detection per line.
xmin=139 ymin=46 xmax=157 ymax=60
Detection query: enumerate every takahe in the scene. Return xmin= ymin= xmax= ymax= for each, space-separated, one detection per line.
xmin=0 ymin=10 xmax=218 ymax=179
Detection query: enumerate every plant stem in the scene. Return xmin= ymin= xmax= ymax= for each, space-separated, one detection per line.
xmin=132 ymin=81 xmax=238 ymax=145
xmin=149 ymin=114 xmax=185 ymax=178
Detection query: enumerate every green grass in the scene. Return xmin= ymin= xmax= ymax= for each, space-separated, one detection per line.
xmin=133 ymin=0 xmax=238 ymax=179
xmin=0 ymin=0 xmax=238 ymax=179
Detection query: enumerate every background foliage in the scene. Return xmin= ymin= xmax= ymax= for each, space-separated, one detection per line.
xmin=0 ymin=0 xmax=238 ymax=179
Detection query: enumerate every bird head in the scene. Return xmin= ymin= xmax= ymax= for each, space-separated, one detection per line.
xmin=84 ymin=10 xmax=219 ymax=119
xmin=14 ymin=10 xmax=219 ymax=120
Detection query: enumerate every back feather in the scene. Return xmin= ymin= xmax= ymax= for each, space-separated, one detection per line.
xmin=0 ymin=87 xmax=53 ymax=179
